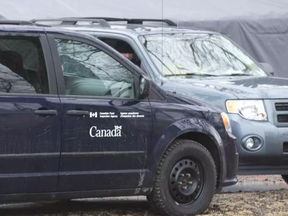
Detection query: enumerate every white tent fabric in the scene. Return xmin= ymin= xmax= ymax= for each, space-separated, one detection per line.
xmin=1 ymin=0 xmax=288 ymax=77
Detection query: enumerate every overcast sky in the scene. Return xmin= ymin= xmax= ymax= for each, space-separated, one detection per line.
xmin=1 ymin=0 xmax=288 ymax=21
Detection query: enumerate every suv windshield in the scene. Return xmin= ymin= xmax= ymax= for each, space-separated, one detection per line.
xmin=139 ymin=33 xmax=267 ymax=77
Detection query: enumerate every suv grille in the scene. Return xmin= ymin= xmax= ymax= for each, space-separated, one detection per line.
xmin=271 ymin=100 xmax=288 ymax=126
xmin=275 ymin=103 xmax=288 ymax=111
xmin=284 ymin=142 xmax=288 ymax=152
xmin=277 ymin=115 xmax=288 ymax=123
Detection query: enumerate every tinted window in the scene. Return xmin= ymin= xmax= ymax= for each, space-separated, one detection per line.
xmin=0 ymin=36 xmax=49 ymax=94
xmin=55 ymin=38 xmax=135 ymax=99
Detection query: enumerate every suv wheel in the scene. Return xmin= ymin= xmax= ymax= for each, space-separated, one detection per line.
xmin=281 ymin=175 xmax=288 ymax=184
xmin=147 ymin=139 xmax=217 ymax=216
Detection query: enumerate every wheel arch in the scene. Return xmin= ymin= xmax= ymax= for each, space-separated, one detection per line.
xmin=143 ymin=118 xmax=227 ymax=191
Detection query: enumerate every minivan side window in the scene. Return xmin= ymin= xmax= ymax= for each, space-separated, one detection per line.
xmin=55 ymin=38 xmax=135 ymax=99
xmin=0 ymin=36 xmax=49 ymax=94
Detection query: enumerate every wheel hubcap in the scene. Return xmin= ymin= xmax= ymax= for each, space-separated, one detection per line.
xmin=169 ymin=159 xmax=203 ymax=204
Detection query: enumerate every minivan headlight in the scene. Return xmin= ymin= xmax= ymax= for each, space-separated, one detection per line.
xmin=226 ymin=100 xmax=267 ymax=121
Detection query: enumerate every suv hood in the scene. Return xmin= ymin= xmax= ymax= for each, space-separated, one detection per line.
xmin=164 ymin=76 xmax=288 ymax=99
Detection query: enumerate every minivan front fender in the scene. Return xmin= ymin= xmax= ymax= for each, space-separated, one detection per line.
xmin=143 ymin=117 xmax=226 ymax=190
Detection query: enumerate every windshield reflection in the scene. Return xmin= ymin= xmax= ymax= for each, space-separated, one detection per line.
xmin=139 ymin=33 xmax=267 ymax=77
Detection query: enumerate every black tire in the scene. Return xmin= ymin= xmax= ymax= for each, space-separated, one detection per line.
xmin=147 ymin=139 xmax=217 ymax=216
xmin=281 ymin=175 xmax=288 ymax=184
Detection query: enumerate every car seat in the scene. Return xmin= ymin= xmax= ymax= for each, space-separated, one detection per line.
xmin=68 ymin=76 xmax=111 ymax=97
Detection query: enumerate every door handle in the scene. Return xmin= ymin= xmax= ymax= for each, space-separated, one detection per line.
xmin=34 ymin=109 xmax=57 ymax=115
xmin=67 ymin=110 xmax=89 ymax=116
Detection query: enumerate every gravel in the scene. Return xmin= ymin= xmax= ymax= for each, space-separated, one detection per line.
xmin=0 ymin=175 xmax=287 ymax=216
xmin=203 ymin=190 xmax=288 ymax=216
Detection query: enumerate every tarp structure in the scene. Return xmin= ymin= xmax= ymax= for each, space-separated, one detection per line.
xmin=1 ymin=0 xmax=288 ymax=77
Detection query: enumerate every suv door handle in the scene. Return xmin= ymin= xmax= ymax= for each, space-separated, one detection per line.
xmin=67 ymin=110 xmax=89 ymax=116
xmin=34 ymin=109 xmax=58 ymax=116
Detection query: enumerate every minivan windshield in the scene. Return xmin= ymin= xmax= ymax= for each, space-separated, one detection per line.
xmin=139 ymin=33 xmax=267 ymax=77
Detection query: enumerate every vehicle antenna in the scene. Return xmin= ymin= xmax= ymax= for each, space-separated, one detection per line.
xmin=160 ymin=0 xmax=164 ymax=86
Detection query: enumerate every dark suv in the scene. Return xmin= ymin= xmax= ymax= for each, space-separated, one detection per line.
xmin=31 ymin=17 xmax=288 ymax=182
xmin=0 ymin=21 xmax=237 ymax=216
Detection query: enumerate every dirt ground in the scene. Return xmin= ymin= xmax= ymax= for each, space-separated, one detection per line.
xmin=0 ymin=175 xmax=287 ymax=216
xmin=203 ymin=190 xmax=288 ymax=216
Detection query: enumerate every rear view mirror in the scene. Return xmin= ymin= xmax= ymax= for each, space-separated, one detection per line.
xmin=138 ymin=76 xmax=150 ymax=99
xmin=259 ymin=62 xmax=274 ymax=76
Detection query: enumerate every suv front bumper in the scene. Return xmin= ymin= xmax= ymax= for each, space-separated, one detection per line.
xmin=228 ymin=112 xmax=288 ymax=175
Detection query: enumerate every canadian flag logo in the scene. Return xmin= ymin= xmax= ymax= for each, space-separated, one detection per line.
xmin=89 ymin=112 xmax=98 ymax=118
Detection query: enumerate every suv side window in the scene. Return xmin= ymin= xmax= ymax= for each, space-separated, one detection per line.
xmin=55 ymin=38 xmax=135 ymax=99
xmin=99 ymin=38 xmax=142 ymax=68
xmin=0 ymin=36 xmax=49 ymax=94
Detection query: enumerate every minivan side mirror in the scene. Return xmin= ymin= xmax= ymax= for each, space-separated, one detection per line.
xmin=138 ymin=76 xmax=151 ymax=99
xmin=259 ymin=62 xmax=274 ymax=76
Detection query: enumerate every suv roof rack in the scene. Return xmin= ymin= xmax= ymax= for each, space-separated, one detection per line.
xmin=68 ymin=17 xmax=177 ymax=26
xmin=0 ymin=20 xmax=35 ymax=26
xmin=30 ymin=18 xmax=110 ymax=27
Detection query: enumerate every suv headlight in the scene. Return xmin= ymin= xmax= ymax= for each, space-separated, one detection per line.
xmin=226 ymin=100 xmax=267 ymax=121
xmin=221 ymin=112 xmax=232 ymax=133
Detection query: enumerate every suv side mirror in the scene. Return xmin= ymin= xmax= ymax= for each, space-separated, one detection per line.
xmin=138 ymin=76 xmax=151 ymax=99
xmin=259 ymin=62 xmax=274 ymax=76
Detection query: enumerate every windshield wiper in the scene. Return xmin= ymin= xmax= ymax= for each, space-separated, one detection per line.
xmin=221 ymin=73 xmax=252 ymax=76
xmin=164 ymin=73 xmax=217 ymax=77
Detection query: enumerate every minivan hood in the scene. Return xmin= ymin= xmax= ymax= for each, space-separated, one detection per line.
xmin=164 ymin=76 xmax=288 ymax=99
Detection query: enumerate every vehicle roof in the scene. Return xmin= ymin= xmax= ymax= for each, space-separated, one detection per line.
xmin=56 ymin=24 xmax=218 ymax=36
xmin=0 ymin=22 xmax=220 ymax=41
xmin=0 ymin=24 xmax=84 ymax=35
xmin=4 ymin=19 xmax=217 ymax=36
xmin=0 ymin=17 xmax=219 ymax=37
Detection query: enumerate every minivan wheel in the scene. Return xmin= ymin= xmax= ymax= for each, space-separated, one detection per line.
xmin=147 ymin=139 xmax=217 ymax=216
xmin=281 ymin=175 xmax=288 ymax=184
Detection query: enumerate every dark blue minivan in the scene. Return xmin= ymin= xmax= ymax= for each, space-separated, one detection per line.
xmin=0 ymin=21 xmax=238 ymax=216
